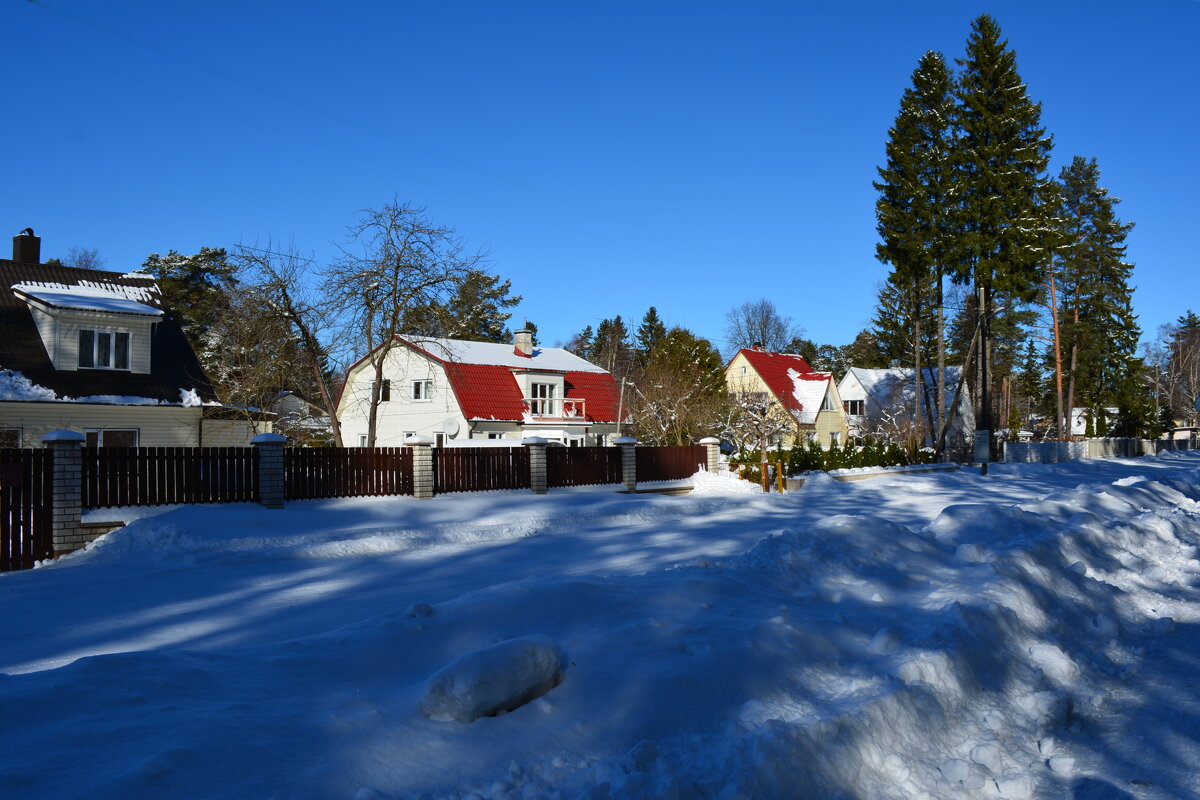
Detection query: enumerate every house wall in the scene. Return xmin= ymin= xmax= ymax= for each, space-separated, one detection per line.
xmin=725 ymin=353 xmax=848 ymax=449
xmin=28 ymin=305 xmax=156 ymax=374
xmin=337 ymin=344 xmax=469 ymax=446
xmin=201 ymin=417 xmax=272 ymax=447
xmin=0 ymin=402 xmax=201 ymax=447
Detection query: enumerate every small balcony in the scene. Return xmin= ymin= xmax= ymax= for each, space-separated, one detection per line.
xmin=523 ymin=397 xmax=587 ymax=420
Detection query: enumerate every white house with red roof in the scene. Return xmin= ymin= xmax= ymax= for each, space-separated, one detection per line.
xmin=336 ymin=327 xmax=622 ymax=447
xmin=724 ymin=345 xmax=849 ymax=449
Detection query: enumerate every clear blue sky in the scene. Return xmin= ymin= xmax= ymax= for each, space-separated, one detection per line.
xmin=5 ymin=0 xmax=1197 ymax=359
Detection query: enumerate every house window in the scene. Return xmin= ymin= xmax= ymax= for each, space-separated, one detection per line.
xmin=370 ymin=380 xmax=391 ymax=402
xmin=822 ymin=392 xmax=835 ymax=412
xmin=403 ymin=431 xmax=416 ymax=441
xmin=740 ymin=366 xmax=747 ymax=375
xmin=487 ymin=432 xmax=505 ymax=440
xmin=435 ymin=432 xmax=445 ymax=447
xmin=844 ymin=399 xmax=865 ymax=416
xmin=79 ymin=329 xmax=130 ymax=370
xmin=530 ymin=382 xmax=557 ymax=415
xmin=358 ymin=435 xmax=368 ymax=447
xmin=0 ymin=428 xmax=20 ymax=448
xmin=830 ymin=431 xmax=839 ymax=447
xmin=413 ymin=380 xmax=433 ymax=401
xmin=85 ymin=429 xmax=139 ymax=448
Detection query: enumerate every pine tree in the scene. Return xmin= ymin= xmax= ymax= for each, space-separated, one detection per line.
xmin=874 ymin=50 xmax=955 ymax=445
xmin=593 ymin=316 xmax=635 ymax=380
xmin=631 ymin=327 xmax=727 ymax=445
xmin=950 ymin=15 xmax=1053 ymax=454
xmin=143 ymin=247 xmax=238 ymax=345
xmin=636 ymin=307 xmax=667 ymax=358
xmin=565 ymin=325 xmax=594 ymax=358
xmin=399 ymin=270 xmax=520 ymax=342
xmin=1055 ymin=156 xmax=1142 ymax=433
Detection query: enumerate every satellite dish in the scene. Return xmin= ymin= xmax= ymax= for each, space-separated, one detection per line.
xmin=442 ymin=418 xmax=460 ymax=438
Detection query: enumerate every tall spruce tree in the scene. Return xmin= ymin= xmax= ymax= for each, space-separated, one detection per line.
xmin=951 ymin=15 xmax=1053 ymax=460
xmin=399 ymin=270 xmax=521 ymax=342
xmin=874 ymin=50 xmax=955 ymax=445
xmin=1055 ymin=156 xmax=1142 ymax=434
xmin=636 ymin=307 xmax=668 ymax=358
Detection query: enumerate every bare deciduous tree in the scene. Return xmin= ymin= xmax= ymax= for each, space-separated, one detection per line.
xmin=326 ymin=201 xmax=483 ymax=447
xmin=723 ymin=299 xmax=803 ymax=354
xmin=233 ymin=242 xmax=345 ymax=446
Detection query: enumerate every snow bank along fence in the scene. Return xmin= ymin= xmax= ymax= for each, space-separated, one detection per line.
xmin=1003 ymin=436 xmax=1198 ymax=464
xmin=0 ymin=434 xmax=714 ymax=566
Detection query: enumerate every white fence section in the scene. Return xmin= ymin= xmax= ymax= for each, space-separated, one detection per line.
xmin=1004 ymin=437 xmax=1197 ymax=464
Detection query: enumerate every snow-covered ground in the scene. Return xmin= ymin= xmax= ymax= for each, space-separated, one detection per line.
xmin=3 ymin=454 xmax=1200 ymax=799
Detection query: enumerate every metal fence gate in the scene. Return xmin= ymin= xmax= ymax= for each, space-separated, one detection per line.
xmin=1 ymin=449 xmax=53 ymax=571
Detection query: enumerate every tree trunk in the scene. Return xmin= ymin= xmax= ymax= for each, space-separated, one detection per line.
xmin=936 ymin=268 xmax=946 ymax=453
xmin=1049 ymin=273 xmax=1065 ymax=440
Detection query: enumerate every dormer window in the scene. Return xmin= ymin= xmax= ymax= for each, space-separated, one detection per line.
xmin=79 ymin=329 xmax=130 ymax=370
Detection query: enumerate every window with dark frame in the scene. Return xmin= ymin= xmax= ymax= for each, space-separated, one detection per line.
xmin=0 ymin=428 xmax=20 ymax=448
xmin=84 ymin=429 xmax=139 ymax=448
xmin=78 ymin=329 xmax=130 ymax=370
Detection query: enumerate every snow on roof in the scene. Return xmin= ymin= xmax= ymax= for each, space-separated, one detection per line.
xmin=404 ymin=336 xmax=607 ymax=372
xmin=787 ymin=368 xmax=830 ymax=424
xmin=12 ymin=281 xmax=163 ymax=317
xmin=0 ymin=368 xmax=208 ymax=407
xmin=845 ymin=366 xmax=962 ymax=404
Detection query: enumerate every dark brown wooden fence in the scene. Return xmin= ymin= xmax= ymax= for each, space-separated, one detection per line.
xmin=636 ymin=445 xmax=706 ymax=482
xmin=285 ymin=447 xmax=413 ymax=499
xmin=547 ymin=446 xmax=623 ymax=487
xmin=434 ymin=447 xmax=531 ymax=493
xmin=82 ymin=447 xmax=258 ymax=508
xmin=1 ymin=448 xmax=54 ymax=571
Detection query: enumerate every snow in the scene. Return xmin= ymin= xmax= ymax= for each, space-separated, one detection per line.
xmin=12 ymin=281 xmax=163 ymax=317
xmin=786 ymin=367 xmax=829 ymax=424
xmin=404 ymin=335 xmax=609 ymax=372
xmin=0 ymin=368 xmax=207 ymax=408
xmin=2 ymin=453 xmax=1200 ymax=798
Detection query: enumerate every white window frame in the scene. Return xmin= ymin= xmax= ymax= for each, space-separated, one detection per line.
xmin=412 ymin=380 xmax=433 ymax=401
xmin=487 ymin=432 xmax=505 ymax=440
xmin=358 ymin=435 xmax=368 ymax=447
xmin=79 ymin=328 xmax=131 ymax=370
xmin=822 ymin=391 xmax=836 ymax=412
xmin=530 ymin=382 xmax=557 ymax=416
xmin=844 ymin=399 xmax=865 ymax=416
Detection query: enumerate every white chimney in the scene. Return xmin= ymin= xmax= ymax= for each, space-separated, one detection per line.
xmin=514 ymin=324 xmax=533 ymax=356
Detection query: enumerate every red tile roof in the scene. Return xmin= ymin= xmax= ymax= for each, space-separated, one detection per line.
xmin=731 ymin=348 xmax=831 ymax=416
xmin=402 ymin=338 xmax=621 ymax=423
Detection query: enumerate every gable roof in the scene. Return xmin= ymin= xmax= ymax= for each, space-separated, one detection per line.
xmin=841 ymin=367 xmax=963 ymax=407
xmin=729 ymin=347 xmax=833 ymax=425
xmin=399 ymin=336 xmax=620 ymax=423
xmin=0 ymin=259 xmax=219 ymax=404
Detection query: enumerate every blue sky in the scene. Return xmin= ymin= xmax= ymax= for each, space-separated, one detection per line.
xmin=5 ymin=0 xmax=1197 ymax=359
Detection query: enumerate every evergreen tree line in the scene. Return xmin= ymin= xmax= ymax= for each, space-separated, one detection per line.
xmin=870 ymin=14 xmax=1154 ymax=451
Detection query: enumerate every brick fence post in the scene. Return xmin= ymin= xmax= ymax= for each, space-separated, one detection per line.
xmin=616 ymin=436 xmax=637 ymax=492
xmin=43 ymin=430 xmax=85 ymax=554
xmin=405 ymin=435 xmax=435 ymax=499
xmin=698 ymin=436 xmax=721 ymax=472
xmin=252 ymin=433 xmax=287 ymax=509
xmin=523 ymin=437 xmax=548 ymax=494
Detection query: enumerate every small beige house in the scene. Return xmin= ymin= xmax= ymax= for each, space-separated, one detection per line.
xmin=724 ymin=345 xmax=849 ymax=449
xmin=0 ymin=230 xmax=269 ymax=448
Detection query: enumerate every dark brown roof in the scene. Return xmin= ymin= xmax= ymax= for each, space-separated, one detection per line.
xmin=0 ymin=259 xmax=219 ymax=403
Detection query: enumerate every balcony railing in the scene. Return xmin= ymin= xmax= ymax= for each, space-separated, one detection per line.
xmin=523 ymin=397 xmax=587 ymax=420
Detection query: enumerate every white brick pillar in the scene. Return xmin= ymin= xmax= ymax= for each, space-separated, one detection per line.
xmin=523 ymin=437 xmax=548 ymax=495
xmin=252 ymin=433 xmax=287 ymax=509
xmin=698 ymin=436 xmax=721 ymax=472
xmin=405 ymin=435 xmax=435 ymax=499
xmin=43 ymin=430 xmax=85 ymax=554
xmin=616 ymin=436 xmax=637 ymax=492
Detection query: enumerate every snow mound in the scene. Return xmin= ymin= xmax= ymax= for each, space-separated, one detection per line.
xmin=693 ymin=470 xmax=761 ymax=495
xmin=419 ymin=634 xmax=566 ymax=722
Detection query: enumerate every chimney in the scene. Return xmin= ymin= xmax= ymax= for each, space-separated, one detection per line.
xmin=12 ymin=228 xmax=40 ymax=264
xmin=514 ymin=323 xmax=533 ymax=357
xmin=752 ymin=342 xmax=764 ymax=352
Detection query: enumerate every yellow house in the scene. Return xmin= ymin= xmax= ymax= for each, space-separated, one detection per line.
xmin=725 ymin=346 xmax=849 ymax=449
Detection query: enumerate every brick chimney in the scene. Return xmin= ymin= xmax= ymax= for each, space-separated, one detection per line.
xmin=12 ymin=228 xmax=40 ymax=263
xmin=514 ymin=323 xmax=534 ymax=357
xmin=752 ymin=342 xmax=765 ymax=352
